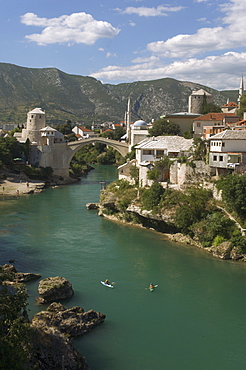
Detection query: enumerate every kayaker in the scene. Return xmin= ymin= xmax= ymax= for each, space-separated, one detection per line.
xmin=148 ymin=283 xmax=155 ymax=290
xmin=105 ymin=279 xmax=111 ymax=285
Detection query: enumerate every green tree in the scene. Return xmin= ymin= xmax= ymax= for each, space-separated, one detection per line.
xmin=147 ymin=168 xmax=160 ymax=181
xmin=191 ymin=211 xmax=236 ymax=247
xmin=141 ymin=181 xmax=165 ymax=210
xmin=174 ymin=187 xmax=212 ymax=234
xmin=237 ymin=94 xmax=246 ymax=118
xmin=147 ymin=158 xmax=170 ymax=181
xmin=201 ymin=94 xmax=221 ymax=114
xmin=183 ymin=125 xmax=193 ymax=139
xmin=129 ymin=165 xmax=139 ymax=185
xmin=113 ymin=127 xmax=125 ymax=141
xmin=56 ymin=120 xmax=73 ymax=135
xmin=101 ymin=130 xmax=114 ymax=139
xmin=98 ymin=148 xmax=116 ymax=164
xmin=216 ymin=173 xmax=246 ymax=219
xmin=0 ymin=136 xmax=23 ymax=166
xmin=0 ymin=284 xmax=30 ymax=369
xmin=192 ymin=137 xmax=207 ymax=161
xmin=148 ymin=119 xmax=180 ymax=136
xmin=124 ymin=145 xmax=136 ymax=161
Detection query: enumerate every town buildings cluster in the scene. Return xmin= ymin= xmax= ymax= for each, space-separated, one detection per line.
xmin=2 ymin=76 xmax=246 ymax=187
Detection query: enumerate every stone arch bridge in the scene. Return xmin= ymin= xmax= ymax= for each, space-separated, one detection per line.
xmin=42 ymin=137 xmax=129 ymax=179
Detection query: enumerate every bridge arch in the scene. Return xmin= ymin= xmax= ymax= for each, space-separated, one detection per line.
xmin=67 ymin=137 xmax=129 ymax=164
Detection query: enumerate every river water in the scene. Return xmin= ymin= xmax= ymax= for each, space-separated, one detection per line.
xmin=1 ymin=165 xmax=246 ymax=370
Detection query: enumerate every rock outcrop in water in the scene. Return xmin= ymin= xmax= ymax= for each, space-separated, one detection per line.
xmin=29 ymin=302 xmax=106 ymax=369
xmin=0 ymin=263 xmax=41 ymax=284
xmin=36 ymin=276 xmax=74 ymax=304
xmin=32 ymin=302 xmax=106 ymax=337
xmin=0 ymin=265 xmax=106 ymax=369
xmin=28 ymin=326 xmax=90 ymax=370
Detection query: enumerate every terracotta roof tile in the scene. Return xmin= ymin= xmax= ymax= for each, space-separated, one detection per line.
xmin=194 ymin=113 xmax=236 ymax=121
xmin=77 ymin=126 xmax=94 ymax=132
xmin=222 ymin=101 xmax=238 ymax=107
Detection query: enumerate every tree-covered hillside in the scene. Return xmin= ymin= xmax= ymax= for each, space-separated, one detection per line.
xmin=0 ymin=63 xmax=234 ymax=127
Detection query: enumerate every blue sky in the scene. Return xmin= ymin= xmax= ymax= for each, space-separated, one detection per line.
xmin=0 ymin=0 xmax=245 ymax=90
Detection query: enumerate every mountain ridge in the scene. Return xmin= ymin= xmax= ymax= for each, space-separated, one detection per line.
xmin=0 ymin=62 xmax=239 ymax=126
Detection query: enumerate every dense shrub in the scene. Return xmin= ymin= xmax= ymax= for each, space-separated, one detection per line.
xmin=216 ymin=173 xmax=246 ymax=219
xmin=230 ymin=234 xmax=246 ymax=253
xmin=173 ymin=187 xmax=213 ymax=234
xmin=191 ymin=211 xmax=237 ymax=247
xmin=0 ymin=136 xmax=23 ymax=167
xmin=141 ymin=182 xmax=165 ymax=211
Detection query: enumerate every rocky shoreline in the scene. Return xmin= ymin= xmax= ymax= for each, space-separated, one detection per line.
xmin=1 ymin=264 xmax=106 ymax=369
xmin=86 ymin=202 xmax=246 ymax=263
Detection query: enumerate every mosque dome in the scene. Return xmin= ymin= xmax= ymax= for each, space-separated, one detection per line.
xmin=133 ymin=120 xmax=147 ymax=127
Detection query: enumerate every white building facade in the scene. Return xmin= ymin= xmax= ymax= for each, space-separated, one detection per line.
xmin=208 ymin=130 xmax=246 ymax=175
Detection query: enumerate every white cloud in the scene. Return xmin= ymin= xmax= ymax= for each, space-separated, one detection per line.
xmin=197 ymin=17 xmax=210 ymax=23
xmin=131 ymin=56 xmax=160 ymax=64
xmin=120 ymin=5 xmax=185 ymax=17
xmin=106 ymin=52 xmax=117 ymax=58
xmin=21 ymin=12 xmax=120 ymax=45
xmin=147 ymin=0 xmax=246 ymax=57
xmin=90 ymin=52 xmax=246 ymax=90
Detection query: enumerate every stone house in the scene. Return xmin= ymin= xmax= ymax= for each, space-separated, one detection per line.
xmin=193 ymin=112 xmax=239 ymax=138
xmin=135 ymin=136 xmax=193 ymax=163
xmin=208 ymin=130 xmax=246 ymax=175
xmin=118 ymin=136 xmax=194 ymax=187
xmin=160 ymin=112 xmax=200 ymax=134
xmin=221 ymin=101 xmax=238 ymax=114
xmin=72 ymin=125 xmax=96 ymax=139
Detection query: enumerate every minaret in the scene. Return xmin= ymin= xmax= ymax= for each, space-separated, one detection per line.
xmin=238 ymin=74 xmax=244 ymax=107
xmin=126 ymin=98 xmax=131 ymax=145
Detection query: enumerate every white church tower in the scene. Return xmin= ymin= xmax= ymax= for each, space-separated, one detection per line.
xmin=238 ymin=74 xmax=244 ymax=107
xmin=126 ymin=98 xmax=131 ymax=145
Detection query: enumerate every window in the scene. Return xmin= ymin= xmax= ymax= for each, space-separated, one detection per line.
xmin=222 ymin=142 xmax=225 ymax=147
xmin=143 ymin=150 xmax=154 ymax=155
xmin=213 ymin=155 xmax=217 ymax=161
xmin=156 ymin=150 xmax=164 ymax=158
xmin=197 ymin=122 xmax=201 ymax=127
xmin=219 ymin=156 xmax=223 ymax=161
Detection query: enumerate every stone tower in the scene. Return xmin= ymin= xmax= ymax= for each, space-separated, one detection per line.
xmin=188 ymin=89 xmax=212 ymax=114
xmin=22 ymin=108 xmax=46 ymax=144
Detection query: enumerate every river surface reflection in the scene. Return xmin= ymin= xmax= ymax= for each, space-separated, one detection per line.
xmin=1 ymin=165 xmax=246 ymax=369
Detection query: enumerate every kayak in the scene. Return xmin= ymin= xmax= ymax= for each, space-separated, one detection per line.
xmin=149 ymin=284 xmax=158 ymax=292
xmin=101 ymin=281 xmax=114 ymax=288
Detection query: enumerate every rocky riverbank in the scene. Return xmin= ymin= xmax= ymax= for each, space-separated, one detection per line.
xmin=87 ymin=201 xmax=246 ymax=263
xmin=0 ymin=264 xmax=106 ymax=369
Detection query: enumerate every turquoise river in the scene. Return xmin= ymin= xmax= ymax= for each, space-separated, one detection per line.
xmin=1 ymin=165 xmax=246 ymax=370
